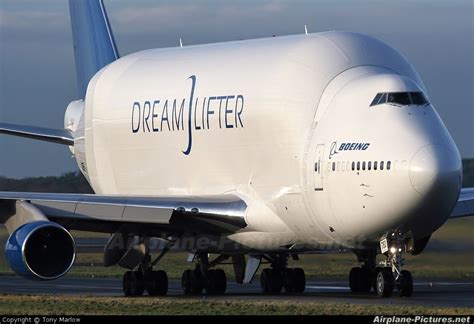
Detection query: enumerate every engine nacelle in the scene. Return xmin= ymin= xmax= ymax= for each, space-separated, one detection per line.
xmin=5 ymin=221 xmax=76 ymax=280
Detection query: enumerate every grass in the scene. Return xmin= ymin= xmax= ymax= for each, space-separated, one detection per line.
xmin=431 ymin=217 xmax=474 ymax=243
xmin=0 ymin=295 xmax=471 ymax=315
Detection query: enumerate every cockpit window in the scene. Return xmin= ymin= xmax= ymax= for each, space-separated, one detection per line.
xmin=377 ymin=93 xmax=387 ymax=105
xmin=410 ymin=92 xmax=429 ymax=105
xmin=370 ymin=92 xmax=429 ymax=107
xmin=387 ymin=92 xmax=411 ymax=105
xmin=370 ymin=93 xmax=383 ymax=106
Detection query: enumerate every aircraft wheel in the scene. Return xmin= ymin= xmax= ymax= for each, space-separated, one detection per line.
xmin=182 ymin=269 xmax=193 ymax=295
xmin=376 ymin=268 xmax=394 ymax=297
xmin=260 ymin=268 xmax=282 ymax=294
xmin=205 ymin=269 xmax=218 ymax=294
xmin=214 ymin=269 xmax=227 ymax=294
xmin=145 ymin=270 xmax=168 ymax=296
xmin=260 ymin=268 xmax=271 ymax=293
xmin=398 ymin=270 xmax=413 ymax=297
xmin=349 ymin=267 xmax=371 ymax=293
xmin=359 ymin=268 xmax=372 ymax=292
xmin=123 ymin=271 xmax=145 ymax=297
xmin=202 ymin=269 xmax=227 ymax=295
xmin=182 ymin=269 xmax=205 ymax=295
xmin=283 ymin=268 xmax=294 ymax=293
xmin=123 ymin=271 xmax=133 ymax=296
xmin=349 ymin=267 xmax=361 ymax=292
xmin=372 ymin=267 xmax=383 ymax=292
xmin=292 ymin=268 xmax=306 ymax=293
xmin=191 ymin=269 xmax=204 ymax=294
xmin=131 ymin=271 xmax=145 ymax=296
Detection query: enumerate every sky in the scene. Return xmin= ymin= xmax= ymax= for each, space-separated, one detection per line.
xmin=0 ymin=0 xmax=473 ymax=178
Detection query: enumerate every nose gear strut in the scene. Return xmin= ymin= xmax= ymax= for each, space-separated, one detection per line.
xmin=377 ymin=231 xmax=413 ymax=297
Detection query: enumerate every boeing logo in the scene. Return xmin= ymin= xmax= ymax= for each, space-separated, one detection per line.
xmin=130 ymin=75 xmax=245 ymax=155
xmin=329 ymin=141 xmax=371 ymax=159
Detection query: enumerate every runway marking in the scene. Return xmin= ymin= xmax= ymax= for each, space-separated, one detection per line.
xmin=414 ymin=282 xmax=474 ymax=286
xmin=306 ymin=286 xmax=348 ymax=290
xmin=0 ymin=282 xmax=121 ymax=290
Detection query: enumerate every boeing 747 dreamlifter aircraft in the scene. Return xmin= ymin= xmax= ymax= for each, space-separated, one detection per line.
xmin=1 ymin=0 xmax=473 ymax=298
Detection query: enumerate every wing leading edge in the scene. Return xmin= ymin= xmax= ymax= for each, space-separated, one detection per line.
xmin=0 ymin=192 xmax=247 ymax=234
xmin=0 ymin=122 xmax=74 ymax=146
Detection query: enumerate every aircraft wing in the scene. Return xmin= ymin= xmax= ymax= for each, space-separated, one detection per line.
xmin=0 ymin=191 xmax=247 ymax=234
xmin=0 ymin=122 xmax=74 ymax=146
xmin=450 ymin=188 xmax=474 ymax=219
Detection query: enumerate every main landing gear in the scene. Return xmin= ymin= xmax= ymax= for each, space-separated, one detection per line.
xmin=181 ymin=253 xmax=228 ymax=295
xmin=122 ymin=241 xmax=170 ymax=296
xmin=349 ymin=232 xmax=414 ymax=298
xmin=260 ymin=254 xmax=306 ymax=294
xmin=123 ymin=268 xmax=168 ymax=296
xmin=180 ymin=253 xmax=306 ymax=295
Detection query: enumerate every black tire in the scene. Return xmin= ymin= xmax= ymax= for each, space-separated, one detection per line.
xmin=349 ymin=267 xmax=361 ymax=292
xmin=292 ymin=268 xmax=306 ymax=293
xmin=190 ymin=269 xmax=204 ymax=294
xmin=376 ymin=269 xmax=394 ymax=297
xmin=358 ymin=267 xmax=372 ymax=292
xmin=398 ymin=270 xmax=413 ymax=297
xmin=123 ymin=271 xmax=133 ymax=296
xmin=260 ymin=268 xmax=271 ymax=293
xmin=205 ymin=269 xmax=218 ymax=294
xmin=214 ymin=269 xmax=227 ymax=294
xmin=268 ymin=269 xmax=283 ymax=293
xmin=350 ymin=267 xmax=372 ymax=293
xmin=372 ymin=267 xmax=383 ymax=292
xmin=146 ymin=270 xmax=168 ymax=296
xmin=283 ymin=268 xmax=294 ymax=293
xmin=181 ymin=269 xmax=193 ymax=295
xmin=129 ymin=271 xmax=145 ymax=296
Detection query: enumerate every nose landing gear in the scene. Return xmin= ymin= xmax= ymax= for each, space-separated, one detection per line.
xmin=377 ymin=231 xmax=414 ymax=297
xmin=349 ymin=231 xmax=414 ymax=298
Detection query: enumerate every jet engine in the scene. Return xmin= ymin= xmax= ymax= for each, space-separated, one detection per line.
xmin=5 ymin=221 xmax=75 ymax=280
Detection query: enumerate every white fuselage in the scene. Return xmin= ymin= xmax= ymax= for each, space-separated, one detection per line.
xmin=66 ymin=31 xmax=462 ymax=252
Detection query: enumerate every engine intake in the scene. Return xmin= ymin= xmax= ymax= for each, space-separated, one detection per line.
xmin=5 ymin=221 xmax=76 ymax=280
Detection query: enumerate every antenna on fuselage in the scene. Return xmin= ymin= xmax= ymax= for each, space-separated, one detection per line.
xmin=179 ymin=38 xmax=183 ymax=48
xmin=304 ymin=25 xmax=308 ymax=35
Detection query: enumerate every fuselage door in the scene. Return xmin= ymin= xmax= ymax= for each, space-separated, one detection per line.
xmin=314 ymin=144 xmax=325 ymax=190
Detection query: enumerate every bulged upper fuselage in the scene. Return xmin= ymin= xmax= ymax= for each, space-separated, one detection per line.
xmin=65 ymin=31 xmax=462 ymax=252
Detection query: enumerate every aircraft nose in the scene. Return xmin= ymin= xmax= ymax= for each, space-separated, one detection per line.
xmin=409 ymin=145 xmax=462 ymax=195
